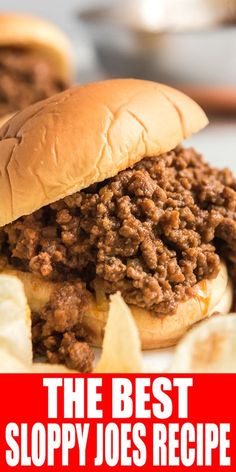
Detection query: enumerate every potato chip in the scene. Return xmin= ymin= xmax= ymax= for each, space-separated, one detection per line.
xmin=95 ymin=292 xmax=142 ymax=373
xmin=0 ymin=349 xmax=31 ymax=373
xmin=0 ymin=274 xmax=77 ymax=373
xmin=0 ymin=275 xmax=32 ymax=365
xmin=170 ymin=313 xmax=236 ymax=373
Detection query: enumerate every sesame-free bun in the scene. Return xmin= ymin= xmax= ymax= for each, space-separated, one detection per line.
xmin=1 ymin=260 xmax=232 ymax=349
xmin=0 ymin=113 xmax=14 ymax=129
xmin=0 ymin=13 xmax=73 ymax=81
xmin=0 ymin=79 xmax=208 ymax=227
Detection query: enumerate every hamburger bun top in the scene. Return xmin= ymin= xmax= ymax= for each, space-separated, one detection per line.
xmin=0 ymin=13 xmax=73 ymax=81
xmin=0 ymin=112 xmax=14 ymax=129
xmin=0 ymin=79 xmax=208 ymax=227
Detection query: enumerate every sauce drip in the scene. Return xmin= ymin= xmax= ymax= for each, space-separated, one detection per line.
xmin=195 ymin=280 xmax=210 ymax=317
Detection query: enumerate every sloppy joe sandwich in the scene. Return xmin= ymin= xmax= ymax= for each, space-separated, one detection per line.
xmin=0 ymin=13 xmax=73 ymax=121
xmin=0 ymin=79 xmax=234 ymax=372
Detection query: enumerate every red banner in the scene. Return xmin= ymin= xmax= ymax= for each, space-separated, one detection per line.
xmin=0 ymin=374 xmax=235 ymax=471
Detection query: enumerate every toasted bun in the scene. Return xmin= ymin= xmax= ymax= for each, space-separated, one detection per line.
xmin=0 ymin=13 xmax=73 ymax=81
xmin=0 ymin=79 xmax=208 ymax=227
xmin=1 ymin=260 xmax=231 ymax=349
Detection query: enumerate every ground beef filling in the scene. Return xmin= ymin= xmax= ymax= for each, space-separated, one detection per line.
xmin=32 ymin=281 xmax=94 ymax=372
xmin=0 ymin=47 xmax=68 ymax=117
xmin=1 ymin=146 xmax=236 ymax=370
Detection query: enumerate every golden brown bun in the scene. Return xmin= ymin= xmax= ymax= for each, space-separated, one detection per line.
xmin=83 ymin=261 xmax=232 ymax=348
xmin=0 ymin=79 xmax=208 ymax=227
xmin=0 ymin=13 xmax=73 ymax=81
xmin=1 ymin=261 xmax=231 ymax=349
xmin=0 ymin=113 xmax=14 ymax=129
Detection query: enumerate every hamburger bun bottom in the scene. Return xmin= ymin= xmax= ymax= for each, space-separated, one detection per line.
xmin=1 ymin=260 xmax=232 ymax=349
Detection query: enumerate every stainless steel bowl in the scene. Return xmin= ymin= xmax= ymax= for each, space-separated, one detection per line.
xmin=79 ymin=0 xmax=236 ymax=86
xmin=80 ymin=0 xmax=236 ymax=33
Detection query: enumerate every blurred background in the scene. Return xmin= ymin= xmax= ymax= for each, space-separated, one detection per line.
xmin=0 ymin=0 xmax=236 ymax=167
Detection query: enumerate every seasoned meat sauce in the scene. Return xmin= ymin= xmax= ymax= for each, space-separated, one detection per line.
xmin=1 ymin=146 xmax=236 ymax=370
xmin=0 ymin=47 xmax=68 ymax=117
